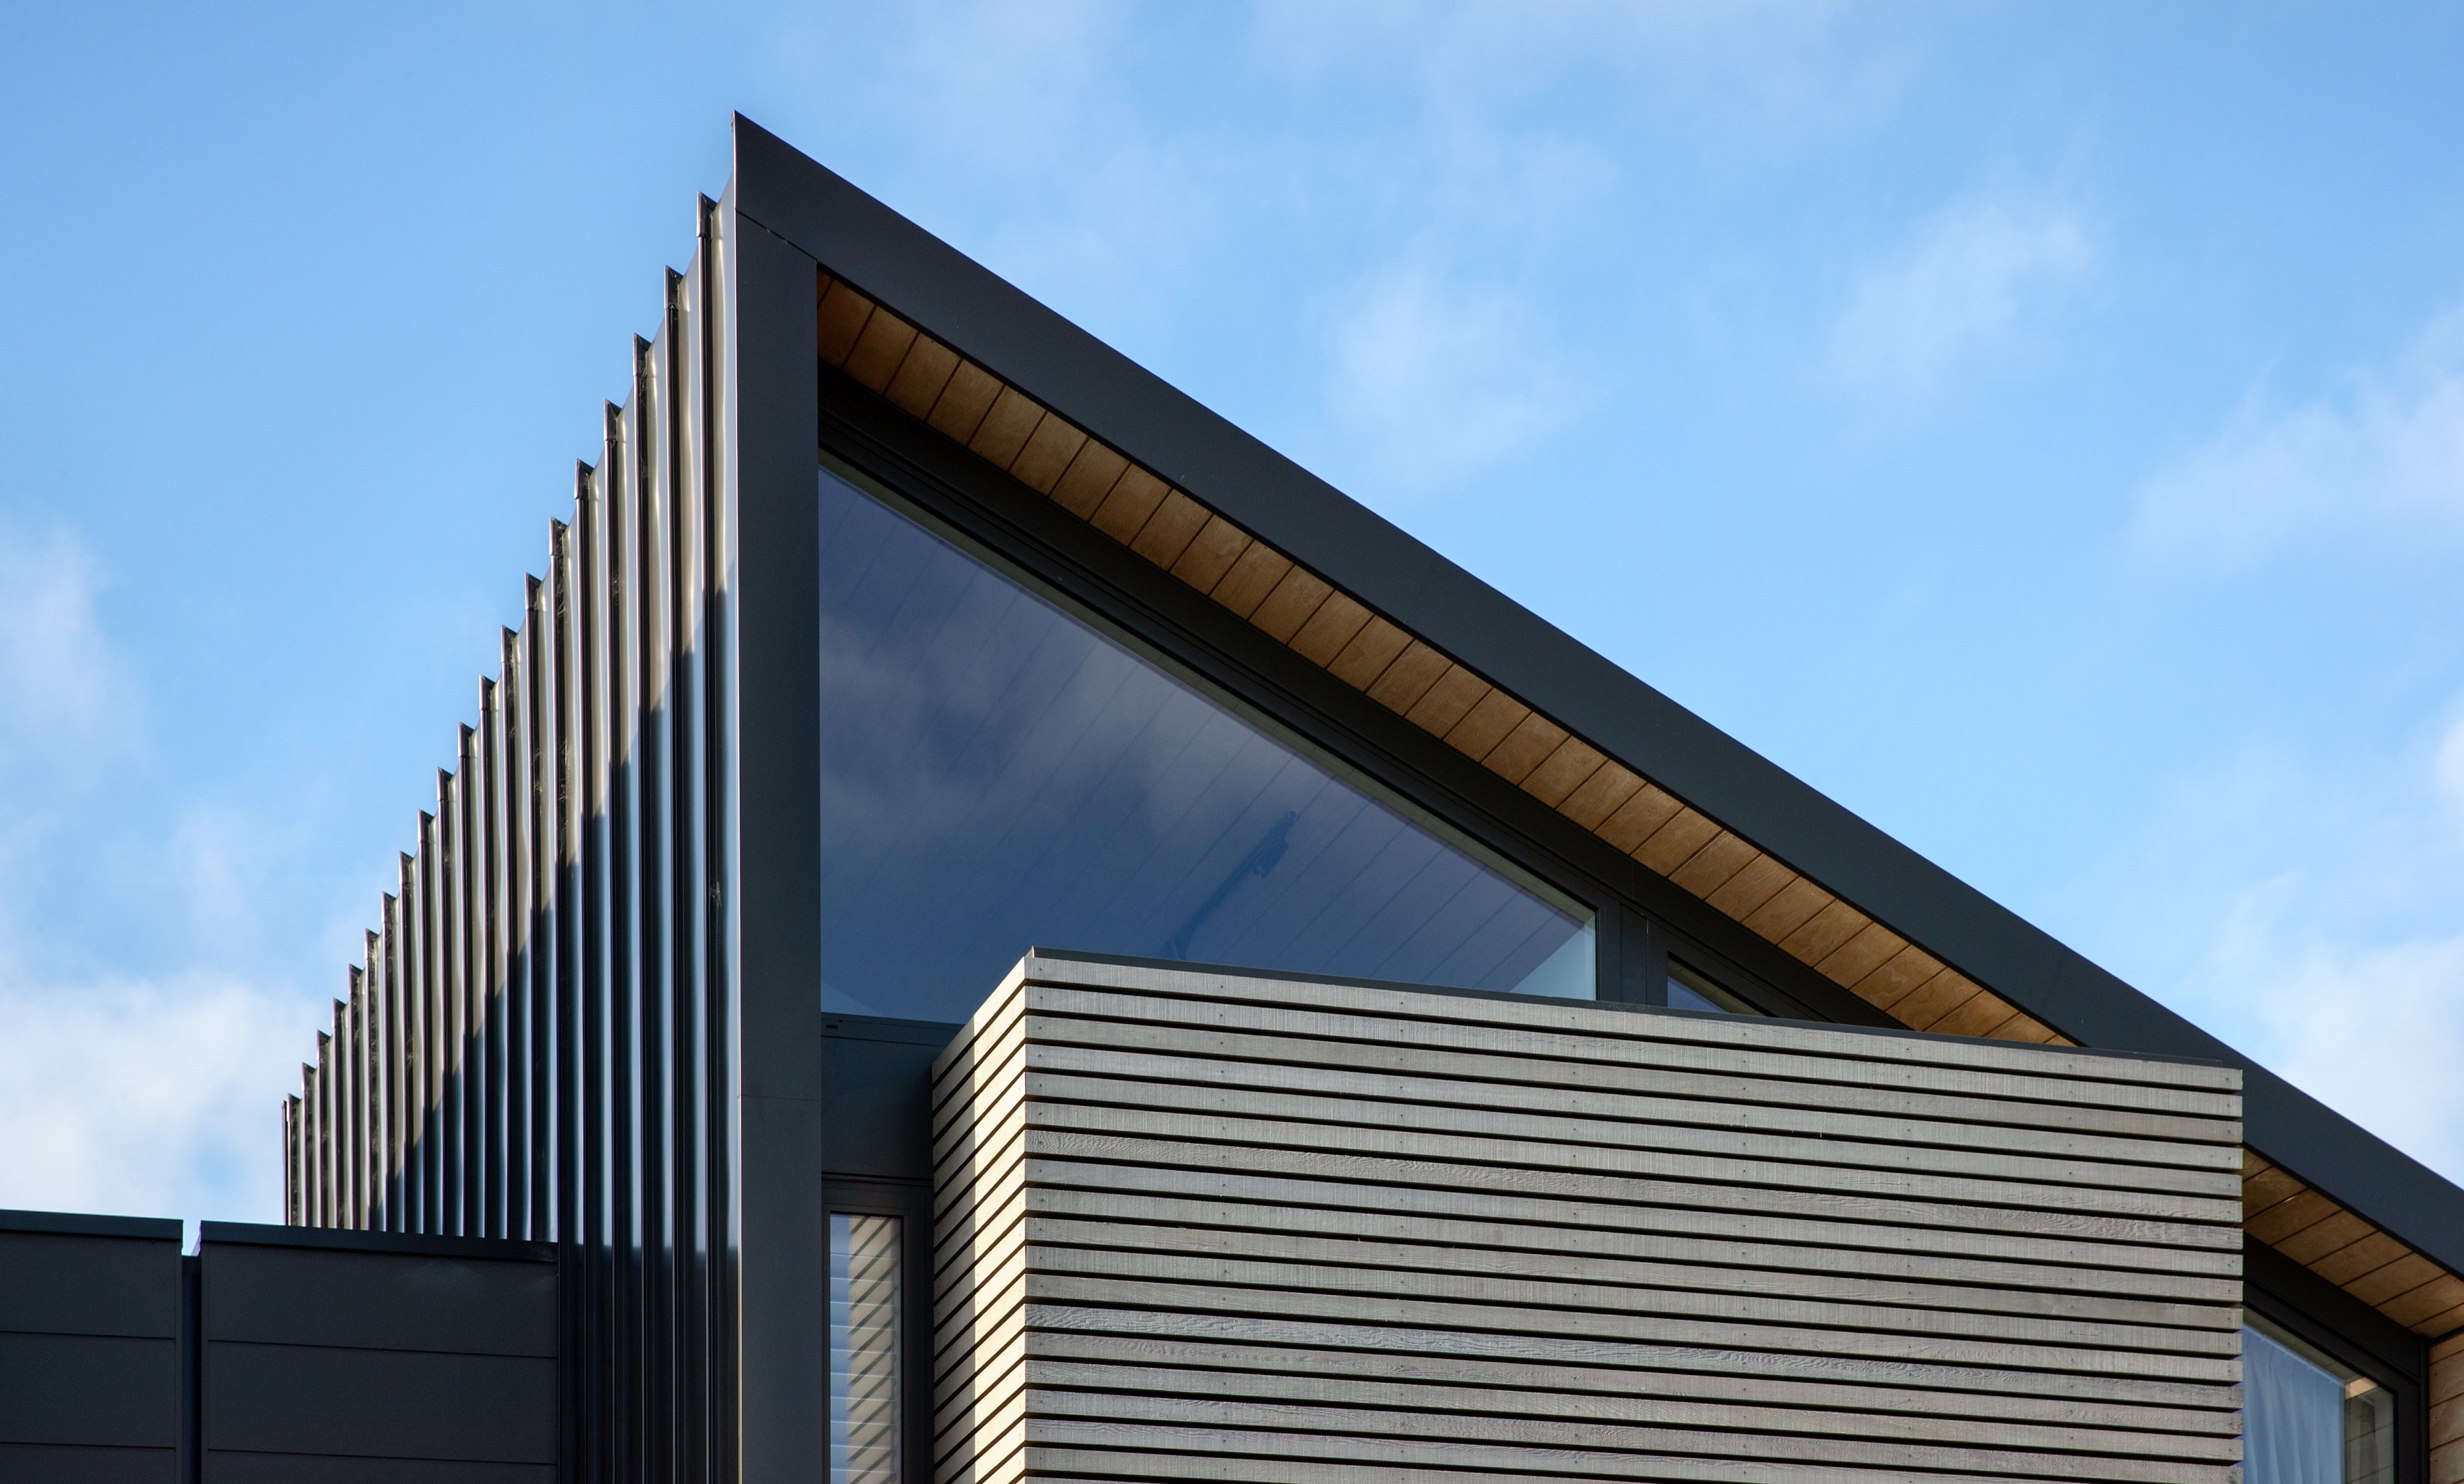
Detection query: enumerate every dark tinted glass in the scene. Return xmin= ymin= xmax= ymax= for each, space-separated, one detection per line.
xmin=817 ymin=466 xmax=1593 ymax=1023
xmin=1668 ymin=959 xmax=1762 ymax=1016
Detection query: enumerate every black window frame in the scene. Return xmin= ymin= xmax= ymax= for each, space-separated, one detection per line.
xmin=814 ymin=367 xmax=1890 ymax=1030
xmin=2244 ymin=1237 xmax=2429 ymax=1484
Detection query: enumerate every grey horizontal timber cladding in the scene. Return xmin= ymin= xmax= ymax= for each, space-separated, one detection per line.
xmin=930 ymin=955 xmax=2244 ymax=1484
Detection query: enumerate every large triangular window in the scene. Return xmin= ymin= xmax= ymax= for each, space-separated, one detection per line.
xmin=817 ymin=463 xmax=1594 ymax=1024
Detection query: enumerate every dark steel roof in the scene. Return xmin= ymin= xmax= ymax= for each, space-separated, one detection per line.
xmin=730 ymin=113 xmax=2464 ymax=1281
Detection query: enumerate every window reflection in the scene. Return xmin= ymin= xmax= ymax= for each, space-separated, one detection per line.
xmin=1667 ymin=959 xmax=1761 ymax=1016
xmin=2242 ymin=1315 xmax=2393 ymax=1484
xmin=817 ymin=465 xmax=1594 ymax=1023
xmin=830 ymin=1213 xmax=900 ymax=1484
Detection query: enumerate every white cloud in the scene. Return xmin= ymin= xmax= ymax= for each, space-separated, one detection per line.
xmin=2084 ymin=716 xmax=2464 ymax=1186
xmin=2134 ymin=308 xmax=2464 ymax=561
xmin=0 ymin=518 xmax=136 ymax=773
xmin=1321 ymin=255 xmax=1595 ymax=501
xmin=1247 ymin=0 xmax=1889 ymax=142
xmin=1823 ymin=197 xmax=2090 ymax=401
xmin=0 ymin=971 xmax=303 ymax=1222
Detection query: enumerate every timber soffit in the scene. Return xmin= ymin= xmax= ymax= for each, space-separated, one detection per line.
xmin=728 ymin=115 xmax=2464 ymax=1341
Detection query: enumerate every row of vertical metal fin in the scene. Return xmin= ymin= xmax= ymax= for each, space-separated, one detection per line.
xmin=281 ymin=196 xmax=736 ymax=1480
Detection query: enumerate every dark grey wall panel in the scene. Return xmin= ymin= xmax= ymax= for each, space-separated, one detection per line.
xmin=0 ymin=1442 xmax=176 ymax=1484
xmin=205 ymin=1344 xmax=553 ymax=1461
xmin=203 ymin=1245 xmax=552 ymax=1356
xmin=0 ymin=1333 xmax=177 ymax=1446
xmin=205 ymin=1454 xmax=551 ymax=1484
xmin=198 ymin=1228 xmax=557 ymax=1476
xmin=822 ymin=1018 xmax=950 ymax=1182
xmin=0 ymin=1230 xmax=179 ymax=1337
xmin=0 ymin=1219 xmax=179 ymax=1478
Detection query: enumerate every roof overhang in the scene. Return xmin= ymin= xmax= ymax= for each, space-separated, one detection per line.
xmin=729 ymin=113 xmax=2464 ymax=1296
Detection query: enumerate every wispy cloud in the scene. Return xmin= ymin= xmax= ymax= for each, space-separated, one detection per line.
xmin=2133 ymin=308 xmax=2464 ymax=562
xmin=1823 ymin=196 xmax=2090 ymax=403
xmin=0 ymin=516 xmax=312 ymax=1224
xmin=1320 ymin=254 xmax=1595 ymax=501
xmin=0 ymin=518 xmax=136 ymax=776
xmin=2081 ymin=710 xmax=2464 ymax=1185
xmin=0 ymin=970 xmax=299 ymax=1221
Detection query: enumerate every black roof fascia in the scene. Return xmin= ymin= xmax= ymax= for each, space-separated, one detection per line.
xmin=199 ymin=1219 xmax=555 ymax=1264
xmin=727 ymin=114 xmax=2464 ymax=1281
xmin=0 ymin=1207 xmax=182 ymax=1241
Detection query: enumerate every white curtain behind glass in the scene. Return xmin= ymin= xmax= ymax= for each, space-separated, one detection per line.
xmin=2242 ymin=1322 xmax=2343 ymax=1484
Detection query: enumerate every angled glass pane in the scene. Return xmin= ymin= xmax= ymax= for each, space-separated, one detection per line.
xmin=817 ymin=464 xmax=1593 ymax=1024
xmin=1668 ymin=959 xmax=1763 ymax=1016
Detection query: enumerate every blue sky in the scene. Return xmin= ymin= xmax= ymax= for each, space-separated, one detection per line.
xmin=5 ymin=2 xmax=2463 ymax=1223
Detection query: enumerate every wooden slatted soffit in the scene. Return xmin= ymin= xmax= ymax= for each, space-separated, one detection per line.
xmin=814 ymin=267 xmax=2464 ymax=1358
xmin=817 ymin=270 xmax=2059 ymax=1046
xmin=933 ymin=954 xmax=2246 ymax=1484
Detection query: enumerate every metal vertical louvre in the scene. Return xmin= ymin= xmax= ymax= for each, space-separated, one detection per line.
xmin=379 ymin=903 xmax=402 ymax=1230
xmin=670 ymin=238 xmax=707 ymax=1481
xmin=418 ymin=810 xmax=443 ymax=1232
xmin=282 ymin=1094 xmax=302 ymax=1225
xmin=368 ymin=931 xmax=385 ymax=1227
xmin=331 ymin=1000 xmax=349 ymax=1223
xmin=361 ymin=943 xmax=377 ymax=1227
xmin=439 ymin=763 xmax=465 ymax=1235
xmin=608 ymin=390 xmax=643 ymax=1481
xmin=524 ymin=579 xmax=555 ymax=1241
xmin=644 ymin=254 xmax=679 ymax=1484
xmin=480 ymin=674 xmax=504 ymax=1238
xmin=630 ymin=330 xmax=673 ymax=1481
xmin=574 ymin=454 xmax=610 ymax=1477
xmin=345 ymin=967 xmax=364 ymax=1227
xmin=551 ymin=519 xmax=581 ymax=1258
xmin=497 ymin=632 xmax=528 ymax=1240
xmin=284 ymin=201 xmax=743 ymax=1472
xmin=463 ymin=716 xmax=490 ymax=1233
xmin=699 ymin=194 xmax=736 ymax=1483
xmin=313 ymin=1028 xmax=332 ymax=1227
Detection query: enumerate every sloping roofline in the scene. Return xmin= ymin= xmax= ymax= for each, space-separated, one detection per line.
xmin=728 ymin=114 xmax=2464 ymax=1281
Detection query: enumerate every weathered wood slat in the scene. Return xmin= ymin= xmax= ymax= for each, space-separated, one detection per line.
xmin=932 ymin=1358 xmax=2242 ymax=1472
xmin=1000 ymin=1329 xmax=2244 ymax=1437
xmin=975 ymin=1010 xmax=2240 ymax=1147
xmin=1009 ymin=1272 xmax=2240 ymax=1386
xmin=946 ymin=1010 xmax=2257 ymax=1163
xmin=1008 ymin=1414 xmax=2220 ymax=1484
xmin=1003 ymin=1188 xmax=2243 ymax=1307
xmin=984 ymin=1157 xmax=2242 ymax=1278
xmin=930 ymin=958 xmax=2242 ymax=1484
xmin=1001 ymin=1039 xmax=2244 ymax=1170
xmin=1010 ymin=1055 xmax=2247 ymax=1198
xmin=1014 ymin=1130 xmax=2242 ymax=1253
xmin=1006 ymin=1305 xmax=2242 ymax=1412
xmin=1009 ymin=1215 xmax=2241 ymax=1332
xmin=1014 ymin=1370 xmax=2244 ymax=1472
xmin=997 ymin=967 xmax=2242 ymax=1097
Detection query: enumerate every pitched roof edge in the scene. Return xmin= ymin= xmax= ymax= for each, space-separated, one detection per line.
xmin=729 ymin=112 xmax=2464 ymax=1279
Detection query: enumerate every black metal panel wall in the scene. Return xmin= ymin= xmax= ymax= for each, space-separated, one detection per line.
xmin=0 ymin=1210 xmax=181 ymax=1483
xmin=284 ymin=193 xmax=737 ymax=1479
xmin=199 ymin=1223 xmax=558 ymax=1482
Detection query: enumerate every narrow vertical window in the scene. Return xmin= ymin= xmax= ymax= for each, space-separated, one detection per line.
xmin=831 ymin=1213 xmax=901 ymax=1484
xmin=2242 ymin=1315 xmax=2394 ymax=1484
